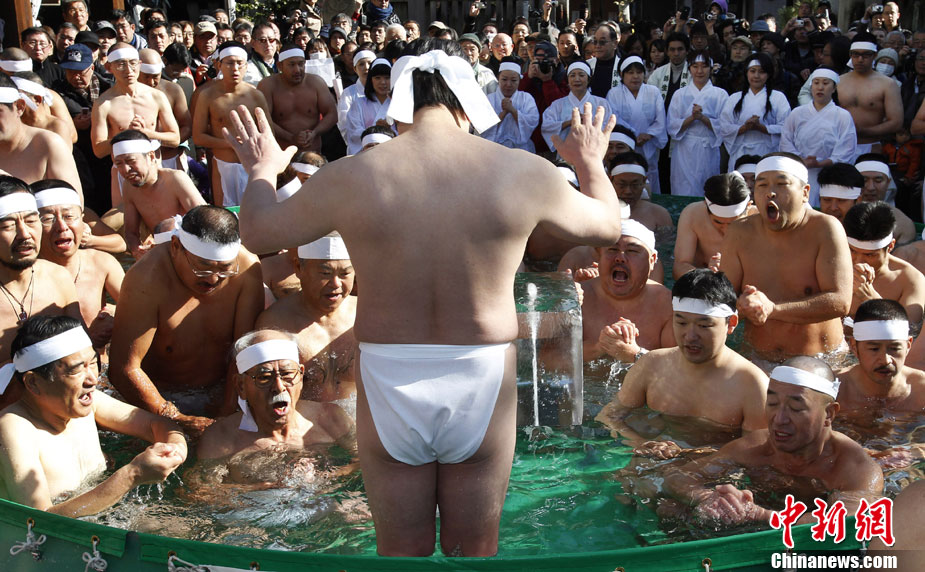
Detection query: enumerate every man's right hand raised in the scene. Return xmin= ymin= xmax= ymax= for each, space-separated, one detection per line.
xmin=553 ymin=103 xmax=615 ymax=166
xmin=129 ymin=442 xmax=186 ymax=486
xmin=224 ymin=106 xmax=297 ymax=179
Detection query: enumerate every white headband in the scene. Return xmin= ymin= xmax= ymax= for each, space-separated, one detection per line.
xmin=218 ymin=46 xmax=248 ymax=61
xmin=0 ymin=60 xmax=33 ymax=72
xmin=770 ymin=365 xmax=840 ymax=399
xmin=388 ymin=51 xmax=499 ymax=134
xmin=855 ymin=161 xmax=891 ymax=178
xmin=747 ymin=59 xmax=762 ymax=69
xmin=809 ymin=68 xmax=839 ymax=84
xmin=609 ymin=132 xmax=636 ymax=149
xmin=819 ymin=184 xmax=861 ymax=200
xmin=235 ymin=339 xmax=300 ymax=374
xmin=705 ymin=197 xmax=749 ymax=218
xmin=176 ymin=226 xmax=241 ymax=262
xmin=692 ymin=53 xmax=712 ymax=67
xmin=11 ymin=77 xmax=52 ymax=106
xmin=0 ymin=193 xmax=38 ymax=220
xmin=353 ymin=50 xmax=377 ymax=67
xmin=112 ymin=139 xmax=156 ymax=157
xmin=278 ymin=48 xmax=305 ymax=62
xmin=610 ymin=164 xmax=647 ymax=177
xmin=0 ymin=326 xmax=94 ymax=394
xmin=850 ymin=41 xmax=878 ymax=53
xmin=567 ymin=61 xmax=591 ymax=76
xmin=847 ymin=233 xmax=893 ymax=251
xmin=619 ymin=55 xmax=644 ymax=73
xmin=672 ymin=296 xmax=736 ymax=318
xmin=361 ymin=132 xmax=392 ymax=147
xmin=557 ymin=166 xmax=579 ymax=188
xmin=290 ymin=162 xmax=319 ymax=175
xmin=107 ymin=47 xmax=139 ymax=62
xmin=139 ymin=62 xmax=164 ymax=75
xmin=297 ymin=235 xmax=349 ymax=260
xmin=755 ymin=156 xmax=808 ymax=184
xmin=152 ymin=214 xmax=182 ymax=245
xmin=736 ymin=163 xmax=757 ymax=175
xmin=371 ymin=58 xmax=392 ymax=69
xmin=853 ymin=320 xmax=910 ymax=341
xmin=276 ymin=177 xmax=301 ymax=202
xmin=498 ymin=62 xmax=522 ymax=76
xmin=34 ymin=187 xmax=81 ymax=209
xmin=620 ymin=219 xmax=656 ymax=253
xmin=0 ymin=87 xmax=22 ymax=104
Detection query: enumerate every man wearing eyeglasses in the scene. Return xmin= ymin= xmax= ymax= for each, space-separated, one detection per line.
xmin=90 ymin=43 xmax=180 ymax=159
xmin=110 ymin=206 xmax=265 ymax=436
xmin=20 ymin=27 xmax=66 ymax=86
xmin=197 ymin=329 xmax=355 ymax=461
xmin=245 ymin=23 xmax=279 ymax=86
xmin=110 ymin=9 xmax=147 ymax=50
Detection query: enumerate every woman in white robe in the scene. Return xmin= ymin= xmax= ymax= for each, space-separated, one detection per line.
xmin=667 ymin=50 xmax=729 ymax=197
xmin=481 ymin=61 xmax=540 ymax=152
xmin=345 ymin=58 xmax=393 ymax=155
xmin=718 ymin=52 xmax=791 ymax=170
xmin=541 ymin=61 xmax=612 ymax=155
xmin=336 ymin=50 xmax=375 ymax=141
xmin=779 ymin=66 xmax=857 ymax=207
xmin=606 ymin=55 xmax=668 ymax=194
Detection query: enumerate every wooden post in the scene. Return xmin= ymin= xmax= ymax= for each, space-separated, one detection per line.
xmin=1 ymin=0 xmax=35 ymax=49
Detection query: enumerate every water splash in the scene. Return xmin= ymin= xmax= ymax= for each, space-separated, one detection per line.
xmin=526 ymin=282 xmax=540 ymax=427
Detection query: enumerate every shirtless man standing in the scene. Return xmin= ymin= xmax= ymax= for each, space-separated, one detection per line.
xmin=90 ymin=43 xmax=180 ymax=158
xmin=34 ymin=180 xmax=123 ymax=349
xmin=843 ymin=202 xmax=925 ymax=324
xmin=673 ymin=172 xmax=754 ymax=279
xmin=193 ymin=42 xmax=276 ymax=207
xmin=663 ymin=356 xmax=882 ymax=527
xmin=258 ymin=44 xmax=337 ymax=154
xmin=0 ymin=316 xmax=187 ymax=516
xmin=109 ymin=206 xmax=264 ymax=435
xmin=836 ymin=32 xmax=902 ymax=156
xmin=256 ymin=234 xmax=357 ymax=403
xmin=137 ymin=49 xmax=191 ymax=172
xmin=0 ymin=75 xmax=82 ymax=193
xmin=228 ymin=39 xmax=622 ymax=557
xmin=597 ymin=269 xmax=767 ymax=456
xmin=720 ymin=153 xmax=852 ymax=363
xmin=110 ymin=130 xmax=205 ymax=259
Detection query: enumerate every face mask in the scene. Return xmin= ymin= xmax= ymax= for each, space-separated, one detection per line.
xmin=309 ymin=51 xmax=326 ymax=61
xmin=876 ymin=62 xmax=895 ymax=76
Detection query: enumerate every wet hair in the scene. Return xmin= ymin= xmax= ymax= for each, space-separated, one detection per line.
xmin=856 ymin=152 xmax=889 ymax=165
xmin=0 ymin=175 xmax=33 ymax=199
xmin=181 ymin=205 xmax=239 ymax=245
xmin=672 ymin=269 xmax=737 ymax=315
xmin=364 ymin=59 xmax=392 ymax=99
xmin=361 ymin=125 xmax=395 ymax=140
xmin=735 ymin=154 xmax=761 ymax=170
xmin=855 ymin=299 xmax=908 ymax=324
xmin=163 ymin=43 xmax=192 ymax=68
xmin=666 ymin=32 xmax=690 ymax=51
xmin=733 ymin=51 xmax=774 ymax=119
xmin=817 ymin=163 xmax=864 ymax=189
xmin=703 ymin=172 xmax=749 ymax=205
xmin=843 ymin=201 xmax=894 ymax=241
xmin=398 ymin=38 xmax=468 ymax=118
xmin=11 ymin=315 xmax=86 ymax=381
xmin=111 ymin=128 xmax=151 ymax=146
xmin=610 ymin=151 xmax=648 ymax=171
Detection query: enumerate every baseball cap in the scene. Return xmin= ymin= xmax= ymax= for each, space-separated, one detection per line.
xmin=60 ymin=44 xmax=94 ymax=70
xmin=195 ymin=21 xmax=217 ymax=36
xmin=94 ymin=21 xmax=117 ymax=36
xmin=75 ymin=31 xmax=100 ymax=48
xmin=749 ymin=20 xmax=770 ymax=33
xmin=731 ymin=35 xmax=753 ymax=48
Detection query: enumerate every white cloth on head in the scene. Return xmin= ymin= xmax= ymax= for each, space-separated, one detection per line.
xmin=361 ymin=132 xmax=393 ymax=147
xmin=278 ymin=48 xmax=305 ymax=62
xmin=850 ymin=41 xmax=878 ymax=53
xmin=736 ymin=163 xmax=757 ymax=175
xmin=541 ymin=91 xmax=612 ymax=153
xmin=610 ymin=164 xmax=647 ymax=177
xmin=567 ymin=61 xmax=591 ymax=77
xmin=152 ymin=214 xmax=182 ymax=244
xmin=620 ymin=218 xmax=656 ymax=253
xmin=139 ymin=62 xmax=164 ymax=75
xmin=498 ymin=62 xmax=522 ymax=76
xmin=276 ymin=177 xmax=301 ymax=201
xmin=853 ymin=320 xmax=910 ymax=341
xmin=756 ymin=155 xmax=809 ymax=184
xmin=387 ymin=51 xmax=500 ymax=134
xmin=819 ymin=185 xmax=861 ymax=200
xmin=705 ymin=197 xmax=749 ymax=218
xmin=353 ymin=50 xmax=376 ymax=67
xmin=606 ymin=83 xmax=667 ymax=194
xmin=0 ymin=193 xmax=38 ymax=219
xmin=298 ymin=235 xmax=349 ymax=259
xmin=112 ymin=139 xmax=156 ymax=157
xmin=718 ymin=88 xmax=791 ymax=170
xmin=619 ymin=55 xmax=644 ymax=73
xmin=218 ymin=46 xmax=248 ymax=60
xmin=214 ymin=157 xmax=250 ymax=207
xmin=0 ymin=326 xmax=93 ymax=394
xmin=107 ymin=47 xmax=140 ymax=61
xmin=0 ymin=87 xmax=21 ymax=104
xmin=345 ymin=96 xmax=393 ymax=155
xmin=34 ymin=187 xmax=81 ymax=208
xmin=480 ymin=90 xmax=539 ymax=152
xmin=779 ymin=100 xmax=857 ymax=207
xmin=855 ymin=160 xmax=891 ymax=178
xmin=846 ymin=233 xmax=893 ymax=251
xmin=290 ymin=162 xmax=319 ymax=175
xmin=176 ymin=226 xmax=241 ymax=261
xmin=609 ymin=131 xmax=636 ymax=149
xmin=11 ymin=77 xmax=52 ymax=106
xmin=667 ymin=80 xmax=728 ymax=197
xmin=235 ymin=339 xmax=300 ymax=373
xmin=770 ymin=365 xmax=840 ymax=399
xmin=0 ymin=59 xmax=33 ymax=73
xmin=809 ymin=68 xmax=839 ymax=84
xmin=672 ymin=296 xmax=736 ymax=318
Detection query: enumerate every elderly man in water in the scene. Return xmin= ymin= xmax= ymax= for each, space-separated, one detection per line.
xmin=663 ymin=356 xmax=882 ymax=527
xmin=597 ymin=269 xmax=768 ymax=458
xmin=198 ymin=328 xmax=354 ymax=463
xmin=0 ymin=316 xmax=187 ymax=517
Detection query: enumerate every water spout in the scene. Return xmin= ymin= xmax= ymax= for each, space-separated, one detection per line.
xmin=526 ymin=283 xmax=539 ymax=427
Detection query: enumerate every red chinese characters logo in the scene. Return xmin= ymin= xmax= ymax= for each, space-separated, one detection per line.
xmin=769 ymin=494 xmax=807 ymax=549
xmin=810 ymin=498 xmax=847 ymax=543
xmin=855 ymin=498 xmax=894 ymax=546
xmin=770 ymin=496 xmax=894 ymax=548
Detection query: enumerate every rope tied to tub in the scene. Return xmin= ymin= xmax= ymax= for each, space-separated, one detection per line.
xmin=168 ymin=554 xmax=210 ymax=572
xmin=9 ymin=518 xmax=46 ymax=560
xmin=82 ymin=537 xmax=108 ymax=571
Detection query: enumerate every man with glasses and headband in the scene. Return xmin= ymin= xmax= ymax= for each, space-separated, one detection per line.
xmin=198 ymin=328 xmax=354 ymax=462
xmin=110 ymin=206 xmax=263 ymax=436
xmin=837 ymin=31 xmax=902 ymax=156
xmin=0 ymin=315 xmax=188 ymax=516
xmin=34 ymin=180 xmax=123 ymax=350
xmin=90 ymin=43 xmax=180 ymax=159
xmin=109 ymin=129 xmax=204 ymax=260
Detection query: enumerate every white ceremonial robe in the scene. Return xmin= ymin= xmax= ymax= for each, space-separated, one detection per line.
xmin=607 ymin=83 xmax=668 ymax=194
xmin=481 ymin=90 xmax=540 ymax=152
xmin=667 ymin=80 xmax=729 ymax=197
xmin=345 ymin=95 xmax=391 ymax=155
xmin=541 ymin=91 xmax=612 ymax=154
xmin=780 ymin=100 xmax=858 ymax=207
xmin=337 ymin=82 xmax=363 ymax=140
xmin=718 ymin=88 xmax=791 ymax=170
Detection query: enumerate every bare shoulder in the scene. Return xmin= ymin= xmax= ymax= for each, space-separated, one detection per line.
xmin=889 ymin=255 xmax=925 ymax=283
xmin=832 ymin=431 xmax=882 ymax=488
xmin=160 ymin=80 xmax=184 ymax=99
xmin=35 ymin=258 xmax=73 ymax=283
xmin=0 ymin=404 xmax=36 ymax=435
xmin=123 ymin=245 xmax=170 ymax=293
xmin=256 ymin=291 xmax=301 ymax=328
xmin=645 ymin=280 xmax=673 ymax=305
xmin=304 ymin=74 xmax=329 ymax=93
xmin=724 ymin=349 xmax=768 ymax=385
xmin=678 ymin=200 xmax=707 ymax=223
xmin=197 ymin=414 xmax=240 ymax=459
xmin=805 ymin=208 xmax=845 ymax=234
